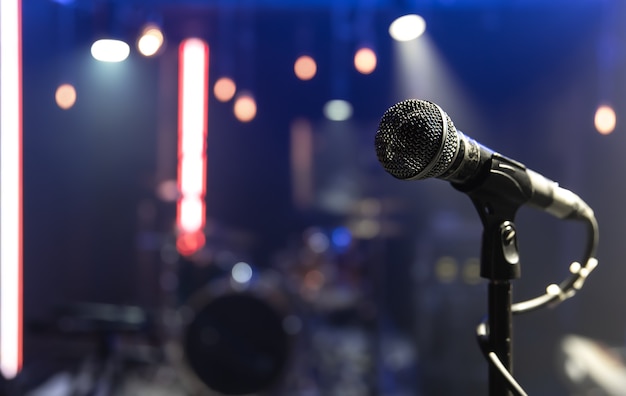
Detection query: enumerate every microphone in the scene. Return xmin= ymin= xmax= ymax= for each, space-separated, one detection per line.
xmin=375 ymin=99 xmax=594 ymax=221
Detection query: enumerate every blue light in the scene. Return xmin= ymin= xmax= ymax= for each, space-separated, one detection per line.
xmin=331 ymin=226 xmax=352 ymax=250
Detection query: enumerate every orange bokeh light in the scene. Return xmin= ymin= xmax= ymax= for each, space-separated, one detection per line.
xmin=55 ymin=83 xmax=77 ymax=110
xmin=354 ymin=47 xmax=377 ymax=74
xmin=234 ymin=93 xmax=257 ymax=122
xmin=214 ymin=77 xmax=236 ymax=102
xmin=294 ymin=55 xmax=317 ymax=81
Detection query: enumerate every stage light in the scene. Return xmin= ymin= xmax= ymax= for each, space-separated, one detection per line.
xmin=0 ymin=0 xmax=23 ymax=380
xmin=91 ymin=38 xmax=130 ymax=62
xmin=232 ymin=262 xmax=253 ymax=284
xmin=350 ymin=218 xmax=380 ymax=239
xmin=594 ymin=104 xmax=616 ymax=135
xmin=214 ymin=77 xmax=236 ymax=102
xmin=435 ymin=256 xmax=458 ymax=283
xmin=234 ymin=93 xmax=257 ymax=122
xmin=179 ymin=156 xmax=205 ymax=205
xmin=354 ymin=47 xmax=377 ymax=74
xmin=176 ymin=231 xmax=206 ymax=257
xmin=392 ymin=24 xmax=475 ymax=119
xmin=55 ymin=83 xmax=77 ymax=110
xmin=290 ymin=119 xmax=313 ymax=209
xmin=462 ymin=258 xmax=482 ymax=285
xmin=137 ymin=24 xmax=164 ymax=57
xmin=306 ymin=229 xmax=329 ymax=253
xmin=389 ymin=14 xmax=426 ymax=42
xmin=294 ymin=55 xmax=317 ymax=81
xmin=179 ymin=196 xmax=204 ymax=232
xmin=323 ymin=99 xmax=353 ymax=121
xmin=177 ymin=38 xmax=209 ymax=256
xmin=331 ymin=226 xmax=352 ymax=249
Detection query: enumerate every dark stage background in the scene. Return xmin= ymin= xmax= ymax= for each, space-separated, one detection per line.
xmin=3 ymin=0 xmax=626 ymax=395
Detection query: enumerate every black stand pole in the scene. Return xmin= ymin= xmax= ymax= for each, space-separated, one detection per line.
xmin=457 ymin=155 xmax=531 ymax=396
xmin=487 ymin=280 xmax=513 ymax=396
xmin=475 ymin=216 xmax=520 ymax=396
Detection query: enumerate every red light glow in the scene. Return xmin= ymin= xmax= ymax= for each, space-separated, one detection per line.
xmin=177 ymin=38 xmax=209 ymax=255
xmin=176 ymin=231 xmax=206 ymax=257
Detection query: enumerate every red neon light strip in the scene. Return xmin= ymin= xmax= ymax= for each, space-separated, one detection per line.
xmin=0 ymin=0 xmax=23 ymax=379
xmin=176 ymin=38 xmax=209 ymax=256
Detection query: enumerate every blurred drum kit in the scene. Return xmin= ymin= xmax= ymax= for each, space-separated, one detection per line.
xmin=12 ymin=217 xmax=624 ymax=396
xmin=17 ymin=221 xmax=398 ymax=396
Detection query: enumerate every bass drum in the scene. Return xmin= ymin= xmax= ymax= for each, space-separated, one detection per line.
xmin=167 ymin=270 xmax=302 ymax=396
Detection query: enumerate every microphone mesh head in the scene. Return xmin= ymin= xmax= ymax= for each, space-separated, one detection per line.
xmin=375 ymin=99 xmax=459 ymax=180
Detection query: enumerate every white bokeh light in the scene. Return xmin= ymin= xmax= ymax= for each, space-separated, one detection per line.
xmin=324 ymin=99 xmax=353 ymax=121
xmin=232 ymin=262 xmax=253 ymax=284
xmin=91 ymin=39 xmax=130 ymax=62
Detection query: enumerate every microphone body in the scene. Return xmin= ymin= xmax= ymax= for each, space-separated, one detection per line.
xmin=375 ymin=99 xmax=593 ymax=221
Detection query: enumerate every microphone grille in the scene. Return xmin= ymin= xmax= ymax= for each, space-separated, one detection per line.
xmin=375 ymin=99 xmax=459 ymax=180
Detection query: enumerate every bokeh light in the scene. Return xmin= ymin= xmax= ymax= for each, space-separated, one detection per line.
xmin=137 ymin=25 xmax=164 ymax=57
xmin=331 ymin=226 xmax=352 ymax=249
xmin=231 ymin=262 xmax=253 ymax=284
xmin=323 ymin=99 xmax=353 ymax=121
xmin=350 ymin=218 xmax=380 ymax=239
xmin=304 ymin=270 xmax=325 ymax=291
xmin=306 ymin=229 xmax=329 ymax=253
xmin=91 ymin=39 xmax=130 ymax=62
xmin=294 ymin=55 xmax=317 ymax=81
xmin=55 ymin=83 xmax=77 ymax=110
xmin=214 ymin=77 xmax=237 ymax=102
xmin=354 ymin=47 xmax=377 ymax=74
xmin=435 ymin=256 xmax=458 ymax=283
xmin=234 ymin=93 xmax=257 ymax=122
xmin=176 ymin=231 xmax=206 ymax=257
xmin=389 ymin=14 xmax=426 ymax=42
xmin=595 ymin=104 xmax=616 ymax=135
xmin=462 ymin=258 xmax=482 ymax=285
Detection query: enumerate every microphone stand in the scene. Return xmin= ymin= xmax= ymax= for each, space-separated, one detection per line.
xmin=455 ymin=155 xmax=530 ymax=396
xmin=472 ymin=207 xmax=520 ymax=396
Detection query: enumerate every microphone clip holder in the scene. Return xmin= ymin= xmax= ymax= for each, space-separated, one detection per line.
xmin=463 ymin=155 xmax=532 ymax=396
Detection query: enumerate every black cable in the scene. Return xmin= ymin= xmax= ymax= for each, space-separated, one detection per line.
xmin=476 ymin=213 xmax=599 ymax=395
xmin=512 ymin=215 xmax=599 ymax=315
xmin=476 ymin=322 xmax=528 ymax=396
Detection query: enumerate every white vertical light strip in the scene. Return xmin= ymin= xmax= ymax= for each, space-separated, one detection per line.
xmin=0 ymin=0 xmax=23 ymax=380
xmin=176 ymin=38 xmax=208 ymax=255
